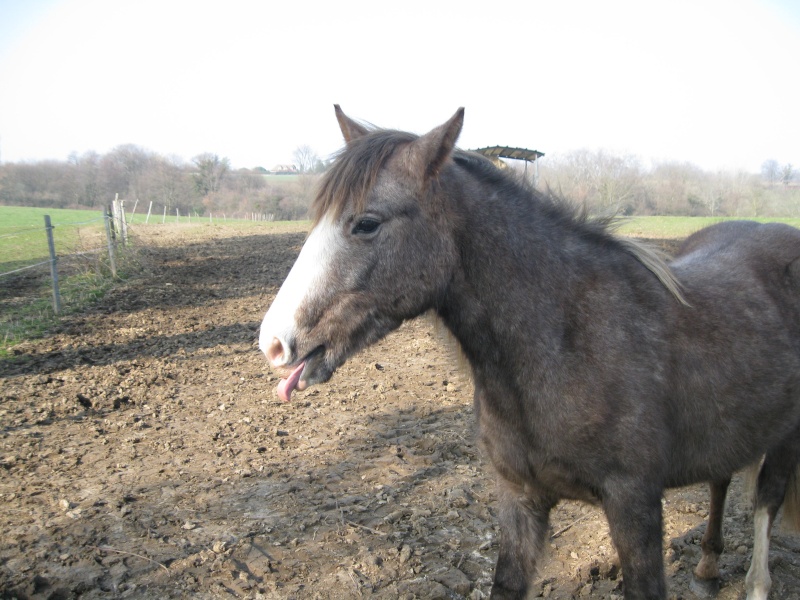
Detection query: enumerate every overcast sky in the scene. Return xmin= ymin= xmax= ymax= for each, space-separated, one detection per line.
xmin=0 ymin=0 xmax=798 ymax=173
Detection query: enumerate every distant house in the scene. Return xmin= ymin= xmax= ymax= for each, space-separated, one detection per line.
xmin=270 ymin=164 xmax=299 ymax=175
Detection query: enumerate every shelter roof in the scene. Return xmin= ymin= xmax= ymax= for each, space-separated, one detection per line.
xmin=471 ymin=146 xmax=544 ymax=162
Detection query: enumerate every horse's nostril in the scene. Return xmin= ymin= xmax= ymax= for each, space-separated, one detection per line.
xmin=267 ymin=337 xmax=285 ymax=364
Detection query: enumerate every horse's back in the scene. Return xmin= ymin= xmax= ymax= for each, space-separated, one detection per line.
xmin=670 ymin=220 xmax=800 ymax=332
xmin=673 ymin=220 xmax=800 ymax=272
xmin=671 ymin=220 xmax=800 ymax=303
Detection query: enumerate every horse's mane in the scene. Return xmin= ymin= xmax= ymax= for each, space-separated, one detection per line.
xmin=313 ymin=130 xmax=687 ymax=305
xmin=451 ymin=151 xmax=688 ymax=305
xmin=311 ymin=129 xmax=417 ymax=226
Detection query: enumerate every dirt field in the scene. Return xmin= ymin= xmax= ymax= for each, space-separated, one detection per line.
xmin=1 ymin=223 xmax=799 ymax=599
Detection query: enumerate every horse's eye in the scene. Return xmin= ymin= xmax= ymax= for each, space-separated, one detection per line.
xmin=352 ymin=218 xmax=381 ymax=235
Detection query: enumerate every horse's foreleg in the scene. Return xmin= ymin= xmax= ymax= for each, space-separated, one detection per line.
xmin=490 ymin=480 xmax=556 ymax=600
xmin=602 ymin=482 xmax=666 ymax=600
xmin=691 ymin=478 xmax=731 ymax=597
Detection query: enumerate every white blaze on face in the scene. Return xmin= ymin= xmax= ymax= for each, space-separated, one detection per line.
xmin=259 ymin=215 xmax=340 ymax=366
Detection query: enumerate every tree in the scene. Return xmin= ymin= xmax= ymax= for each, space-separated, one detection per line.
xmin=145 ymin=155 xmax=194 ymax=212
xmin=542 ymin=149 xmax=642 ymax=214
xmin=102 ymin=144 xmax=152 ymax=200
xmin=292 ymin=145 xmax=319 ymax=174
xmin=648 ymin=161 xmax=705 ymax=215
xmin=781 ymin=163 xmax=794 ymax=186
xmin=761 ymin=159 xmax=780 ymax=185
xmin=67 ymin=150 xmax=101 ymax=207
xmin=192 ymin=153 xmax=230 ymax=197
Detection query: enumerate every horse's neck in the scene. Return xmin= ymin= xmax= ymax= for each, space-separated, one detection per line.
xmin=438 ymin=186 xmax=576 ymax=376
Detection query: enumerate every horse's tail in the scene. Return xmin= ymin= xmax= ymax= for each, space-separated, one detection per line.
xmin=743 ymin=459 xmax=800 ymax=532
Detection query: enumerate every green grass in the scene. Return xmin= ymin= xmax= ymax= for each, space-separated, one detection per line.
xmin=262 ymin=174 xmax=299 ymax=184
xmin=0 ymin=206 xmax=118 ymax=355
xmin=0 ymin=206 xmax=299 ymax=265
xmin=0 ymin=205 xmax=107 ymax=228
xmin=617 ymin=216 xmax=800 ymax=239
xmin=0 ymin=205 xmax=305 ymax=355
xmin=1 ymin=270 xmax=116 ymax=355
xmin=0 ymin=206 xmax=107 ymax=266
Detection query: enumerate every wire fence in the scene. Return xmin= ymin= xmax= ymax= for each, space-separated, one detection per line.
xmin=1 ymin=195 xmax=284 ymax=348
xmin=0 ymin=207 xmax=132 ymax=347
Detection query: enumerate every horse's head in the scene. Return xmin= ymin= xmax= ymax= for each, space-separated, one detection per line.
xmin=259 ymin=106 xmax=465 ymax=401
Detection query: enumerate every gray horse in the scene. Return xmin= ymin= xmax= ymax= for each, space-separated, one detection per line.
xmin=259 ymin=106 xmax=800 ymax=599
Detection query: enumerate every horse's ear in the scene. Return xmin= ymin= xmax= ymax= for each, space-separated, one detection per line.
xmin=334 ymin=105 xmax=370 ymax=143
xmin=410 ymin=107 xmax=465 ymax=180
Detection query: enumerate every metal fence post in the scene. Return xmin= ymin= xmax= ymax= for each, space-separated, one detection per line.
xmin=43 ymin=215 xmax=61 ymax=314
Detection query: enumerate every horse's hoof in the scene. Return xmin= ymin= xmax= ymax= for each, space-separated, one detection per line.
xmin=689 ymin=575 xmax=720 ymax=598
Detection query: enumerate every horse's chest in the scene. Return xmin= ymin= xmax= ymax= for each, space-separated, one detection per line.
xmin=476 ymin=396 xmax=600 ymax=503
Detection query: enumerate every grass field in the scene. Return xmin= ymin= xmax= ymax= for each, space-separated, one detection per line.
xmin=0 ymin=205 xmax=107 ymax=228
xmin=0 ymin=206 xmax=295 ymax=266
xmin=0 ymin=206 xmax=304 ymax=353
xmin=618 ymin=215 xmax=800 ymax=239
xmin=0 ymin=206 xmax=107 ymax=267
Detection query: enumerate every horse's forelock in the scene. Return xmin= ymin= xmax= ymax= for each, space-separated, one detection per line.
xmin=311 ymin=130 xmax=418 ymax=226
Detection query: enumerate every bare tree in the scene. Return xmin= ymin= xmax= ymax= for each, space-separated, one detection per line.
xmin=102 ymin=144 xmax=153 ymax=200
xmin=761 ymin=159 xmax=780 ymax=185
xmin=292 ymin=145 xmax=319 ymax=174
xmin=542 ymin=149 xmax=642 ymax=214
xmin=65 ymin=151 xmax=102 ymax=207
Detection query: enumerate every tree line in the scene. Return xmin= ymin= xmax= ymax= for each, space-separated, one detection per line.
xmin=0 ymin=143 xmax=796 ymax=219
xmin=0 ymin=144 xmax=326 ymax=221
xmin=538 ymin=151 xmax=798 ymax=217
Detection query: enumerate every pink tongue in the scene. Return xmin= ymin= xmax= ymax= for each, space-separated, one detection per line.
xmin=277 ymin=361 xmax=306 ymax=402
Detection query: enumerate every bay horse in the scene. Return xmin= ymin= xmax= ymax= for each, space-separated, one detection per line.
xmin=259 ymin=106 xmax=800 ymax=599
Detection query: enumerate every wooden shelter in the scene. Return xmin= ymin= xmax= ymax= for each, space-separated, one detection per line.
xmin=472 ymin=146 xmax=544 ymax=185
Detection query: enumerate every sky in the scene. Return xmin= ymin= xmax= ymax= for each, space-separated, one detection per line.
xmin=0 ymin=0 xmax=798 ymax=173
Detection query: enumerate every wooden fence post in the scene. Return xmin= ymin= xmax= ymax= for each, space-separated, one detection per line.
xmin=104 ymin=208 xmax=117 ymax=278
xmin=119 ymin=199 xmax=128 ymax=246
xmin=119 ymin=200 xmax=128 ymax=246
xmin=112 ymin=193 xmax=120 ymax=236
xmin=43 ymin=215 xmax=62 ymax=314
xmin=110 ymin=194 xmax=128 ymax=246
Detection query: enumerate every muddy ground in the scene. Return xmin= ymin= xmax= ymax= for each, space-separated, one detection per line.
xmin=1 ymin=223 xmax=799 ymax=599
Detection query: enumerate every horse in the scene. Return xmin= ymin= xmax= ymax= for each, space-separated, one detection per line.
xmin=258 ymin=106 xmax=800 ymax=599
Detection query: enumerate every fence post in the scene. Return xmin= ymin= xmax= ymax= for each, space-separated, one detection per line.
xmin=104 ymin=208 xmax=118 ymax=278
xmin=119 ymin=199 xmax=128 ymax=246
xmin=112 ymin=193 xmax=121 ymax=236
xmin=145 ymin=201 xmax=153 ymax=224
xmin=43 ymin=215 xmax=62 ymax=314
